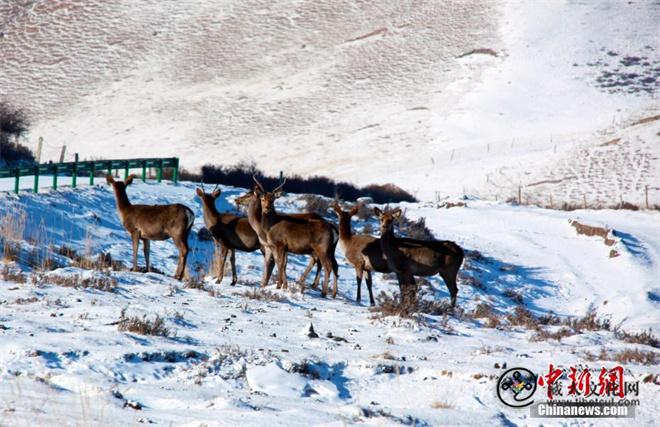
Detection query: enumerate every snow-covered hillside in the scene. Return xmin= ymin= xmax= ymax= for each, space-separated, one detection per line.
xmin=1 ymin=0 xmax=657 ymax=203
xmin=0 ymin=181 xmax=658 ymax=426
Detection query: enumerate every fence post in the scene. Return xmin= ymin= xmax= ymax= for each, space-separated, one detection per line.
xmin=33 ymin=165 xmax=39 ymax=193
xmin=645 ymin=185 xmax=649 ymax=209
xmin=157 ymin=159 xmax=163 ymax=183
xmin=53 ymin=164 xmax=58 ymax=190
xmin=90 ymin=162 xmax=95 ymax=186
xmin=13 ymin=168 xmax=19 ymax=194
xmin=72 ymin=153 xmax=79 ymax=188
xmin=172 ymin=158 xmax=179 ymax=183
xmin=142 ymin=160 xmax=147 ymax=182
xmin=124 ymin=160 xmax=129 ymax=180
xmin=518 ymin=185 xmax=521 ymax=204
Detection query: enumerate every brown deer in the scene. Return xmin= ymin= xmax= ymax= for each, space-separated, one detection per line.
xmin=244 ymin=177 xmax=339 ymax=297
xmin=106 ymin=174 xmax=194 ymax=280
xmin=196 ymin=184 xmax=261 ymax=285
xmin=332 ymin=202 xmax=390 ymax=306
xmin=374 ymin=207 xmax=464 ymax=308
xmin=234 ymin=186 xmax=326 ymax=289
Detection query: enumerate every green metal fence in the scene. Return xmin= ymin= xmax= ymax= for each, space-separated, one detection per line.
xmin=0 ymin=157 xmax=179 ymax=194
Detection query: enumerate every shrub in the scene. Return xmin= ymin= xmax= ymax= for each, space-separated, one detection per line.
xmin=117 ymin=310 xmax=170 ymax=336
xmin=300 ymin=194 xmax=333 ymax=216
xmin=0 ymin=102 xmax=34 ymax=167
xmin=179 ymin=162 xmax=417 ymax=204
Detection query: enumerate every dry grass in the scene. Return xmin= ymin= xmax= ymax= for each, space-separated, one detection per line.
xmin=612 ymin=349 xmax=657 ymax=365
xmin=43 ymin=273 xmax=117 ymax=292
xmin=117 ymin=309 xmax=170 ymax=337
xmin=1 ymin=209 xmax=26 ymax=262
xmin=614 ymin=328 xmax=658 ymax=348
xmin=470 ymin=302 xmax=501 ymax=328
xmin=239 ymin=288 xmax=286 ymax=302
xmin=530 ymin=327 xmax=575 ymax=342
xmin=438 ymin=201 xmax=466 ymax=209
xmin=300 ymin=194 xmax=333 ymax=216
xmin=430 ymin=400 xmax=453 ymax=409
xmin=569 ymin=219 xmax=616 ymax=246
xmin=503 ymin=289 xmax=523 ymax=305
xmin=1 ymin=265 xmax=27 ymax=283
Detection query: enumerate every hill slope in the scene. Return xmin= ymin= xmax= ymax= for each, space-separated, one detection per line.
xmin=0 ymin=181 xmax=658 ymax=425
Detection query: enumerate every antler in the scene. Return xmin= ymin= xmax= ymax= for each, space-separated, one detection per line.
xmin=272 ymin=177 xmax=287 ymax=194
xmin=253 ymin=175 xmax=265 ymax=193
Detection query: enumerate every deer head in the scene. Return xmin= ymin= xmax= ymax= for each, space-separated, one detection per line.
xmin=196 ymin=183 xmax=221 ymax=205
xmin=253 ymin=175 xmax=286 ymax=215
xmin=106 ymin=174 xmax=135 ymax=191
xmin=332 ymin=202 xmax=360 ymax=222
xmin=373 ymin=207 xmax=402 ymax=234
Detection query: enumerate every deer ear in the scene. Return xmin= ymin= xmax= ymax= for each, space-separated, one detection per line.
xmin=349 ymin=205 xmax=359 ymax=216
xmin=125 ymin=175 xmax=134 ymax=186
xmin=253 ymin=185 xmax=263 ymax=196
xmin=391 ymin=208 xmax=402 ymax=219
xmin=106 ymin=174 xmax=115 ymax=185
xmin=211 ymin=189 xmax=221 ymax=199
xmin=273 ymin=190 xmax=284 ymax=199
xmin=373 ymin=207 xmax=383 ymax=217
xmin=332 ymin=202 xmax=342 ymax=214
xmin=196 ymin=188 xmax=204 ymax=198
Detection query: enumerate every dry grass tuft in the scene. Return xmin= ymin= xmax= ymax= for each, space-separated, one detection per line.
xmin=612 ymin=349 xmax=657 ymax=365
xmin=569 ymin=220 xmax=616 ymax=246
xmin=44 ymin=273 xmax=117 ymax=292
xmin=239 ymin=288 xmax=286 ymax=302
xmin=117 ymin=309 xmax=170 ymax=337
xmin=614 ymin=328 xmax=658 ymax=348
xmin=430 ymin=400 xmax=453 ymax=409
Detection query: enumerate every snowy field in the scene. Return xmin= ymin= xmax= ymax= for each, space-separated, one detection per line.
xmin=1 ymin=0 xmax=658 ymax=204
xmin=0 ymin=180 xmax=658 ymax=426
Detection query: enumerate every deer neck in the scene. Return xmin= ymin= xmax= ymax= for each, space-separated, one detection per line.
xmin=380 ymin=225 xmax=397 ymax=252
xmin=201 ymin=199 xmax=220 ymax=227
xmin=260 ymin=207 xmax=278 ymax=233
xmin=112 ymin=187 xmax=132 ymax=212
xmin=338 ymin=216 xmax=353 ymax=242
xmin=245 ymin=197 xmax=267 ymax=241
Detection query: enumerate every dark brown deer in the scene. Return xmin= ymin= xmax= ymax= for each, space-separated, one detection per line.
xmin=332 ymin=202 xmax=390 ymax=306
xmin=247 ymin=177 xmax=339 ymax=297
xmin=234 ymin=186 xmax=326 ymax=289
xmin=196 ymin=184 xmax=261 ymax=285
xmin=107 ymin=174 xmax=194 ymax=280
xmin=374 ymin=207 xmax=464 ymax=308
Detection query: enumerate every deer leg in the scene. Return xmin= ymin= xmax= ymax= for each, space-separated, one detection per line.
xmin=311 ymin=258 xmax=322 ymax=289
xmin=274 ymin=247 xmax=286 ymax=289
xmin=260 ymin=247 xmax=274 ymax=288
xmin=173 ymin=236 xmax=189 ymax=281
xmin=355 ymin=264 xmax=364 ymax=303
xmin=229 ymin=249 xmax=237 ymax=286
xmin=298 ymin=256 xmax=316 ymax=289
xmin=319 ymin=255 xmax=331 ymax=298
xmin=131 ymin=232 xmax=140 ymax=272
xmin=331 ymin=255 xmax=338 ymax=299
xmin=142 ymin=239 xmax=150 ymax=272
xmin=439 ymin=270 xmax=459 ymax=308
xmin=280 ymin=251 xmax=289 ymax=290
xmin=366 ymin=270 xmax=375 ymax=307
xmin=217 ymin=243 xmax=228 ymax=284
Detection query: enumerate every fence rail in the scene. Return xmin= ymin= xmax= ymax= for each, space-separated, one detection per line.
xmin=0 ymin=157 xmax=179 ymax=193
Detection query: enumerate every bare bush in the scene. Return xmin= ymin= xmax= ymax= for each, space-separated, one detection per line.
xmin=239 ymin=288 xmax=286 ymax=302
xmin=614 ymin=328 xmax=658 ymax=348
xmin=117 ymin=310 xmax=170 ymax=337
xmin=531 ymin=327 xmax=575 ymax=342
xmin=44 ymin=273 xmax=117 ymax=292
xmin=0 ymin=102 xmax=34 ymax=167
xmin=300 ymin=194 xmax=333 ymax=216
xmin=612 ymin=349 xmax=657 ymax=365
xmin=503 ymin=289 xmax=523 ymax=305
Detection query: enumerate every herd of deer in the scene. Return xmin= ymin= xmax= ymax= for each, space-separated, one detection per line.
xmin=106 ymin=174 xmax=465 ymax=307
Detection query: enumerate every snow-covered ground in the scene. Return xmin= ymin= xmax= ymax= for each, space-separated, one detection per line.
xmin=1 ymin=0 xmax=658 ymax=203
xmin=0 ymin=180 xmax=658 ymax=426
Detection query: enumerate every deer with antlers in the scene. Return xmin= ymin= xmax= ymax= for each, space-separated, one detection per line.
xmin=237 ymin=177 xmax=338 ymax=297
xmin=332 ymin=202 xmax=389 ymax=306
xmin=374 ymin=207 xmax=464 ymax=307
xmin=106 ymin=174 xmax=195 ymax=280
xmin=234 ymin=185 xmax=327 ymax=289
